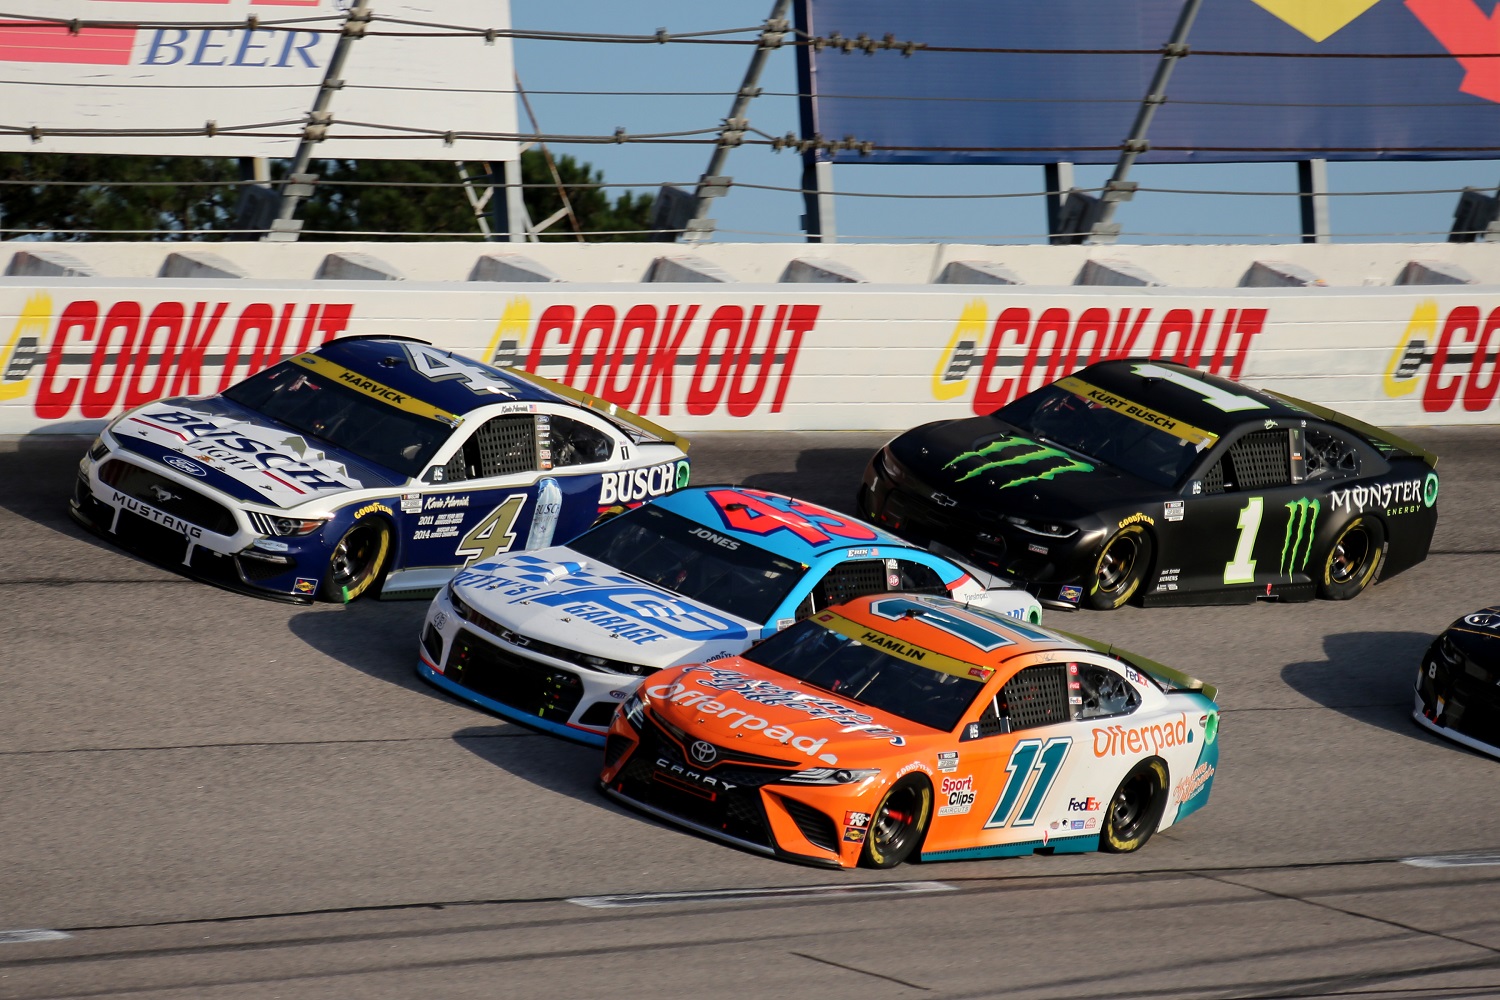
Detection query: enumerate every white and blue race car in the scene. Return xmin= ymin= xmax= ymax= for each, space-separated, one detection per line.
xmin=419 ymin=486 xmax=1044 ymax=745
xmin=70 ymin=335 xmax=689 ymax=603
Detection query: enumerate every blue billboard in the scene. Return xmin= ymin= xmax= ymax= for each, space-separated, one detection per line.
xmin=797 ymin=0 xmax=1500 ymax=164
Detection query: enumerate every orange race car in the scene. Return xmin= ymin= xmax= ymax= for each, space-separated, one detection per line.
xmin=601 ymin=593 xmax=1219 ymax=869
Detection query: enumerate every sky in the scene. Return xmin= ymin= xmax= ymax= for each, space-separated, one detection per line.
xmin=508 ymin=1 xmax=1500 ymax=246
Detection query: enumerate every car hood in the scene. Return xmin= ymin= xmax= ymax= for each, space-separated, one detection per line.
xmin=109 ymin=397 xmax=402 ymax=508
xmin=1443 ymin=606 xmax=1500 ymax=667
xmin=452 ymin=549 xmax=763 ymax=668
xmin=890 ymin=416 xmax=1164 ymax=521
xmin=642 ymin=659 xmax=935 ymax=767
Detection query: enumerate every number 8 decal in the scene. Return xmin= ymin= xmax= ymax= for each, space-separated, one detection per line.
xmin=986 ymin=736 xmax=1071 ymax=829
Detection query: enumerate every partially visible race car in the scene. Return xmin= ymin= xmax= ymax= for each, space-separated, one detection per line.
xmin=1415 ymin=606 xmax=1500 ymax=758
xmin=860 ymin=358 xmax=1439 ymax=610
xmin=600 ymin=592 xmax=1220 ymax=869
xmin=418 ymin=487 xmax=1043 ymax=746
xmin=70 ymin=335 xmax=689 ymax=603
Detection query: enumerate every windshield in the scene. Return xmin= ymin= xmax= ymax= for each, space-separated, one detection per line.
xmin=995 ymin=384 xmax=1204 ymax=488
xmin=742 ymin=618 xmax=984 ymax=732
xmin=223 ymin=361 xmax=451 ymax=478
xmin=568 ymin=504 xmax=806 ymax=624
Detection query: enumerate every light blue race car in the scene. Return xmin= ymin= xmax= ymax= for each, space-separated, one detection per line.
xmin=419 ymin=486 xmax=1044 ymax=745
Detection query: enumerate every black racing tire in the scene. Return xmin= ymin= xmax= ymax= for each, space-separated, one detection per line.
xmin=1083 ymin=525 xmax=1153 ymax=610
xmin=1101 ymin=757 xmax=1169 ymax=853
xmin=321 ymin=517 xmax=391 ymax=603
xmin=1317 ymin=515 xmax=1384 ymax=601
xmin=859 ymin=774 xmax=933 ymax=869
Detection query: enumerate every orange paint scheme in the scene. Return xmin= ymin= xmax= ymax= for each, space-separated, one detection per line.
xmin=600 ymin=593 xmax=1220 ymax=869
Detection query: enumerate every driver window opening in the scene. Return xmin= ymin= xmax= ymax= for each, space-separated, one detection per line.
xmin=442 ymin=415 xmax=538 ymax=482
xmin=999 ymin=663 xmax=1070 ymax=730
xmin=1202 ymin=428 xmax=1291 ymax=493
xmin=1069 ymin=662 xmax=1140 ymax=720
xmin=547 ymin=415 xmax=613 ymax=467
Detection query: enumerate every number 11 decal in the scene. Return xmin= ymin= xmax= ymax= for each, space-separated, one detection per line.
xmin=986 ymin=737 xmax=1071 ymax=829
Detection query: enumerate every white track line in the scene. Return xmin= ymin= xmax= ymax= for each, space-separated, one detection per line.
xmin=568 ymin=881 xmax=956 ymax=909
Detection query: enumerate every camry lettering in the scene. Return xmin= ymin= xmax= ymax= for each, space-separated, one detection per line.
xmin=654 ymin=759 xmax=737 ymax=793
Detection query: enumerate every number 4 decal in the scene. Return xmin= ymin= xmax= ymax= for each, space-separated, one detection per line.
xmin=404 ymin=343 xmax=520 ymax=397
xmin=456 ymin=495 xmax=527 ymax=565
xmin=1223 ymin=496 xmax=1263 ymax=585
xmin=986 ymin=737 xmax=1071 ymax=829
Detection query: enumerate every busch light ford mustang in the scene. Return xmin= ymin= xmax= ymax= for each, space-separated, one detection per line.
xmin=601 ymin=593 xmax=1220 ymax=869
xmin=861 ymin=358 xmax=1439 ymax=610
xmin=70 ymin=336 xmax=689 ymax=603
xmin=418 ymin=487 xmax=1043 ymax=745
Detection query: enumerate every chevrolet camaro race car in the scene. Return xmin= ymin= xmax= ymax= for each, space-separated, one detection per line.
xmin=418 ymin=486 xmax=1043 ymax=745
xmin=600 ymin=592 xmax=1220 ymax=869
xmin=70 ymin=336 xmax=689 ymax=603
xmin=861 ymin=358 xmax=1439 ymax=609
xmin=1414 ymin=606 xmax=1500 ymax=758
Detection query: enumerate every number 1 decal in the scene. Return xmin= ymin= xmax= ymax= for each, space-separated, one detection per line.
xmin=1223 ymin=496 xmax=1263 ymax=585
xmin=986 ymin=737 xmax=1071 ymax=829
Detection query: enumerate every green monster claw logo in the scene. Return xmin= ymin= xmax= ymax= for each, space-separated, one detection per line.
xmin=943 ymin=435 xmax=1093 ymax=489
xmin=1280 ymin=497 xmax=1320 ymax=576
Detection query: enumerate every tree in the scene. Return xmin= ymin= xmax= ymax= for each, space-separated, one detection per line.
xmin=0 ymin=150 xmax=655 ymax=241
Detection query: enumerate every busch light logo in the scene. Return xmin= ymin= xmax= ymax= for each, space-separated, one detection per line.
xmin=1280 ymin=497 xmax=1319 ymax=577
xmin=164 ymin=456 xmax=208 ymax=477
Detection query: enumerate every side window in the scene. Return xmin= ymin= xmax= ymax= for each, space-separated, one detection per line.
xmin=1202 ymin=428 xmax=1291 ymax=493
xmin=1000 ymin=663 xmax=1069 ymax=730
xmin=1300 ymin=426 xmax=1362 ymax=482
xmin=1069 ymin=662 xmax=1140 ymax=720
xmin=892 ymin=559 xmax=949 ymax=596
xmin=546 ymin=414 xmax=613 ymax=468
xmin=442 ymin=415 xmax=537 ymax=482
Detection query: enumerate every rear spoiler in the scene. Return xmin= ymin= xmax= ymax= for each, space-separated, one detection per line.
xmin=1052 ymin=627 xmax=1219 ymax=702
xmin=1263 ymin=389 xmax=1438 ymax=468
xmin=506 ymin=367 xmax=691 ymax=453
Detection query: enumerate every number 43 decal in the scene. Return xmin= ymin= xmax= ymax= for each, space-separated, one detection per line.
xmin=986 ymin=737 xmax=1071 ymax=829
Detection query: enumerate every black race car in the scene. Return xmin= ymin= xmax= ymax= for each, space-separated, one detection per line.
xmin=859 ymin=358 xmax=1439 ymax=610
xmin=1415 ymin=607 xmax=1500 ymax=758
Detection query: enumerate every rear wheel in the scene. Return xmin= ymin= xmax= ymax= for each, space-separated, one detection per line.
xmin=322 ymin=517 xmax=391 ymax=603
xmin=1318 ymin=515 xmax=1383 ymax=601
xmin=1084 ymin=525 xmax=1152 ymax=610
xmin=1101 ymin=758 xmax=1168 ymax=853
xmin=860 ymin=775 xmax=932 ymax=869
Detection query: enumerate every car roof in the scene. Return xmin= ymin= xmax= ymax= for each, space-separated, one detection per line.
xmin=825 ymin=593 xmax=1079 ymax=678
xmin=1070 ymin=358 xmax=1308 ymax=438
xmin=651 ymin=487 xmax=920 ymax=564
xmin=311 ymin=336 xmax=556 ymax=416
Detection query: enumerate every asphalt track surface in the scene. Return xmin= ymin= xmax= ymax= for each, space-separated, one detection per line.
xmin=2 ymin=427 xmax=1500 ymax=1000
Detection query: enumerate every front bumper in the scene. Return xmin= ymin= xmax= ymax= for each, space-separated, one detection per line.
xmin=860 ymin=460 xmax=1091 ymax=607
xmin=70 ymin=454 xmax=326 ymax=604
xmin=416 ymin=585 xmax=646 ymax=746
xmin=1413 ymin=640 xmax=1500 ymax=759
xmin=598 ymin=711 xmax=861 ymax=869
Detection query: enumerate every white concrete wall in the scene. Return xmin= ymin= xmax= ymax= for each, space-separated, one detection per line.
xmin=1 ymin=241 xmax=1497 ymax=435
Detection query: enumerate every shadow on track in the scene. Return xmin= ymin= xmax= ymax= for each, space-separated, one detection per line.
xmin=1279 ymin=629 xmax=1449 ymax=749
xmin=450 ymin=723 xmax=629 ymax=814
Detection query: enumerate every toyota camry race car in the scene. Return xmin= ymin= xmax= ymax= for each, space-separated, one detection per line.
xmin=418 ymin=486 xmax=1043 ymax=745
xmin=600 ymin=592 xmax=1220 ymax=869
xmin=70 ymin=336 xmax=689 ymax=603
xmin=861 ymin=358 xmax=1439 ymax=609
xmin=1415 ymin=606 xmax=1500 ymax=758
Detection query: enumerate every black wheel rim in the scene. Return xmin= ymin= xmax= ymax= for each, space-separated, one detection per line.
xmin=330 ymin=525 xmax=381 ymax=589
xmin=1097 ymin=535 xmax=1141 ymax=594
xmin=1110 ymin=768 xmax=1158 ymax=843
xmin=1328 ymin=526 xmax=1372 ymax=585
xmin=871 ymin=785 xmax=923 ymax=859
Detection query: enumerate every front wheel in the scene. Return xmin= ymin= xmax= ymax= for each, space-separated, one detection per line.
xmin=1317 ymin=515 xmax=1384 ymax=601
xmin=321 ymin=517 xmax=391 ymax=603
xmin=1084 ymin=525 xmax=1152 ymax=610
xmin=860 ymin=775 xmax=933 ymax=869
xmin=1101 ymin=757 xmax=1169 ymax=853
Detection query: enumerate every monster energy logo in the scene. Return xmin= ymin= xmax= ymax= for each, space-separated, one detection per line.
xmin=943 ymin=435 xmax=1093 ymax=489
xmin=1280 ymin=497 xmax=1320 ymax=576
